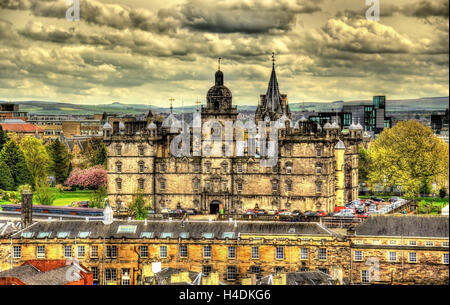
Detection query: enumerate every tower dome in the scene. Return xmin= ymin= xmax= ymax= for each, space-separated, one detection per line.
xmin=206 ymin=60 xmax=232 ymax=111
xmin=102 ymin=122 xmax=112 ymax=130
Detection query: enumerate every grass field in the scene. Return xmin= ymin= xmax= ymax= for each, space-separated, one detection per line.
xmin=0 ymin=188 xmax=94 ymax=207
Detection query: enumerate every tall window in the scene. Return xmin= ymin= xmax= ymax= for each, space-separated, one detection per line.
xmin=202 ymin=265 xmax=212 ymax=276
xmin=194 ymin=163 xmax=200 ymax=172
xmin=316 ymin=147 xmax=321 ymax=157
xmin=138 ymin=146 xmax=144 ymax=156
xmin=77 ymin=245 xmax=85 ymax=257
xmin=116 ymin=146 xmax=122 ymax=156
xmin=205 ymin=162 xmax=211 ymax=173
xmin=276 ymin=247 xmax=284 ymax=260
xmin=300 ymin=248 xmax=308 ymax=260
xmin=237 ymin=163 xmax=243 ymax=173
xmin=250 ymin=266 xmax=262 ymax=280
xmin=286 ymin=163 xmax=292 ymax=174
xmin=116 ymin=178 xmax=122 ymax=191
xmin=193 ymin=179 xmax=199 ymax=190
xmin=222 ymin=163 xmax=228 ymax=173
xmin=106 ymin=245 xmax=118 ymax=258
xmin=354 ymin=250 xmax=363 ymax=261
xmin=179 ymin=245 xmax=188 ymax=258
xmin=251 ymin=246 xmax=259 ymax=259
xmin=237 ymin=181 xmax=243 ymax=193
xmin=316 ymin=163 xmax=322 ymax=174
xmin=361 ymin=270 xmax=370 ymax=283
xmin=36 ymin=245 xmax=45 ymax=258
xmin=140 ymin=246 xmax=148 ymax=258
xmin=203 ymin=245 xmax=212 ymax=258
xmin=160 ymin=246 xmax=167 ymax=258
xmin=272 ymin=180 xmax=279 ymax=192
xmin=159 ymin=179 xmax=166 ymax=190
xmin=286 ymin=180 xmax=292 ymax=192
xmin=91 ymin=245 xmax=99 ymax=258
xmin=13 ymin=246 xmax=21 ymax=259
xmin=408 ymin=252 xmax=417 ymax=263
xmin=228 ymin=246 xmax=236 ymax=259
xmin=272 ymin=165 xmax=278 ymax=173
xmin=138 ymin=179 xmax=144 ymax=190
xmin=116 ymin=161 xmax=122 ymax=173
xmin=316 ymin=182 xmax=322 ymax=194
xmin=160 ymin=163 xmax=166 ymax=172
xmin=105 ymin=269 xmax=117 ymax=281
xmin=138 ymin=161 xmax=145 ymax=173
xmin=91 ymin=267 xmax=99 ymax=284
xmin=64 ymin=245 xmax=72 ymax=258
xmin=318 ymin=248 xmax=327 ymax=261
xmin=122 ymin=269 xmax=130 ymax=285
xmin=227 ymin=266 xmax=237 ymax=281
xmin=443 ymin=253 xmax=449 ymax=264
xmin=388 ymin=252 xmax=397 ymax=262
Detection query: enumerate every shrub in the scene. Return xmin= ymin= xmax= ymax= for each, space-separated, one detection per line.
xmin=89 ymin=186 xmax=107 ymax=208
xmin=64 ymin=166 xmax=107 ymax=189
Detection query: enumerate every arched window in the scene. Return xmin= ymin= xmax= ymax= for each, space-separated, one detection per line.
xmin=116 ymin=161 xmax=122 ymax=173
xmin=138 ymin=161 xmax=145 ymax=173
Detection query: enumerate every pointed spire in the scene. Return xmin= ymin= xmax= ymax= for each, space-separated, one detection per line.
xmin=264 ymin=52 xmax=282 ymax=114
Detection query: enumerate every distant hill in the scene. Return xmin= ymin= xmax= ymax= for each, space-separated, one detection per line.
xmin=1 ymin=96 xmax=448 ymax=115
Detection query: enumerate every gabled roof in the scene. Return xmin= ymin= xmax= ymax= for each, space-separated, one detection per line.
xmin=354 ymin=215 xmax=449 ymax=238
xmin=0 ymin=122 xmax=43 ymax=133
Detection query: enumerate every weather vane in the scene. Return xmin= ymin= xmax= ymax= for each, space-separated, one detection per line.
xmin=169 ymin=97 xmax=175 ymax=113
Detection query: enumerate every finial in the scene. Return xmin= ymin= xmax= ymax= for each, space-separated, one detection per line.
xmin=272 ymin=52 xmax=275 ymax=66
xmin=169 ymin=97 xmax=175 ymax=113
xmin=218 ymin=57 xmax=221 ymax=71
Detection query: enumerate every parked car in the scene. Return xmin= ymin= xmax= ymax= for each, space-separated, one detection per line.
xmin=356 ymin=213 xmax=369 ymax=218
xmin=316 ymin=210 xmax=326 ymax=217
xmin=160 ymin=207 xmax=171 ymax=214
xmin=78 ymin=201 xmax=89 ymax=208
xmin=256 ymin=209 xmax=266 ymax=215
xmin=245 ymin=209 xmax=256 ymax=215
xmin=278 ymin=209 xmax=292 ymax=216
xmin=186 ymin=208 xmax=198 ymax=215
xmin=292 ymin=210 xmax=303 ymax=216
xmin=334 ymin=209 xmax=355 ymax=217
xmin=370 ymin=197 xmax=384 ymax=202
xmin=267 ymin=209 xmax=278 ymax=215
xmin=304 ymin=211 xmax=319 ymax=217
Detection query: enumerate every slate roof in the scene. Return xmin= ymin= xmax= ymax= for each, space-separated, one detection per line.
xmin=0 ymin=221 xmax=22 ymax=237
xmin=11 ymin=220 xmax=333 ymax=240
xmin=259 ymin=271 xmax=336 ymax=285
xmin=354 ymin=215 xmax=449 ymax=238
xmin=0 ymin=264 xmax=83 ymax=285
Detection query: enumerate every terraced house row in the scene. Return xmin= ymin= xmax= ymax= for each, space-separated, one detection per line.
xmin=0 ymin=215 xmax=448 ymax=285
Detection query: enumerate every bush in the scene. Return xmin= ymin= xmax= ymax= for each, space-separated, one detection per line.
xmin=439 ymin=188 xmax=447 ymax=198
xmin=89 ymin=186 xmax=107 ymax=208
xmin=64 ymin=165 xmax=107 ymax=189
xmin=35 ymin=180 xmax=56 ymax=205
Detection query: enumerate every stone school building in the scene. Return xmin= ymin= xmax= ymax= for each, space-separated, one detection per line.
xmin=103 ymin=59 xmax=363 ymax=213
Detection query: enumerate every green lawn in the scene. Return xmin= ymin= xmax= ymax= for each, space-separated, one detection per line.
xmin=0 ymin=188 xmax=94 ymax=207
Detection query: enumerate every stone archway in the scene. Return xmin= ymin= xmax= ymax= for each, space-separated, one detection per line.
xmin=209 ymin=200 xmax=221 ymax=214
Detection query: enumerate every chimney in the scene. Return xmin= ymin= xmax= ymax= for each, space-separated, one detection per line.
xmin=21 ymin=190 xmax=33 ymax=228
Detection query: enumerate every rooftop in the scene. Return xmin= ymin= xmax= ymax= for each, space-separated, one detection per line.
xmin=354 ymin=215 xmax=449 ymax=238
xmin=12 ymin=219 xmax=335 ymax=240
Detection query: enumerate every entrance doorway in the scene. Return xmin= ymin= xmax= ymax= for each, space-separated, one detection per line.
xmin=209 ymin=201 xmax=221 ymax=214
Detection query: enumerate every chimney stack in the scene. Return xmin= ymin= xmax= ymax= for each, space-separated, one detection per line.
xmin=21 ymin=190 xmax=33 ymax=228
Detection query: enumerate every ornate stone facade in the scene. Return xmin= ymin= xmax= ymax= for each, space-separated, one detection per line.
xmin=104 ymin=61 xmax=362 ymax=213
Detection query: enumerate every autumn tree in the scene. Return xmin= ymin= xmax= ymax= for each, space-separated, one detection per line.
xmin=19 ymin=136 xmax=52 ymax=188
xmin=46 ymin=139 xmax=72 ymax=184
xmin=0 ymin=139 xmax=33 ymax=189
xmin=368 ymin=120 xmax=449 ymax=198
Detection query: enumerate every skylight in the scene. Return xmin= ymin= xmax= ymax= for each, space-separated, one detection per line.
xmin=222 ymin=232 xmax=234 ymax=239
xmin=20 ymin=232 xmax=34 ymax=238
xmin=140 ymin=232 xmax=154 ymax=238
xmin=37 ymin=232 xmax=51 ymax=238
xmin=78 ymin=232 xmax=90 ymax=238
xmin=202 ymin=232 xmax=214 ymax=239
xmin=161 ymin=232 xmax=173 ymax=238
xmin=179 ymin=232 xmax=189 ymax=239
xmin=117 ymin=225 xmax=137 ymax=234
xmin=57 ymin=232 xmax=69 ymax=238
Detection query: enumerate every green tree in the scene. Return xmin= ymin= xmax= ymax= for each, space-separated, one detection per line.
xmin=0 ymin=139 xmax=33 ymax=189
xmin=368 ymin=120 xmax=449 ymax=198
xmin=358 ymin=145 xmax=370 ymax=184
xmin=89 ymin=186 xmax=107 ymax=208
xmin=19 ymin=136 xmax=52 ymax=188
xmin=0 ymin=159 xmax=14 ymax=191
xmin=0 ymin=125 xmax=8 ymax=152
xmin=46 ymin=139 xmax=72 ymax=184
xmin=419 ymin=178 xmax=432 ymax=196
xmin=34 ymin=178 xmax=56 ymax=205
xmin=129 ymin=190 xmax=149 ymax=220
xmin=83 ymin=138 xmax=107 ymax=168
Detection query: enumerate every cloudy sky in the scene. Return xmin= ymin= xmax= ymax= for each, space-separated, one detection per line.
xmin=0 ymin=0 xmax=448 ymax=107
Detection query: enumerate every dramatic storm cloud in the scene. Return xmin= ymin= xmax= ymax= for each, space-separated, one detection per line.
xmin=0 ymin=0 xmax=448 ymax=106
